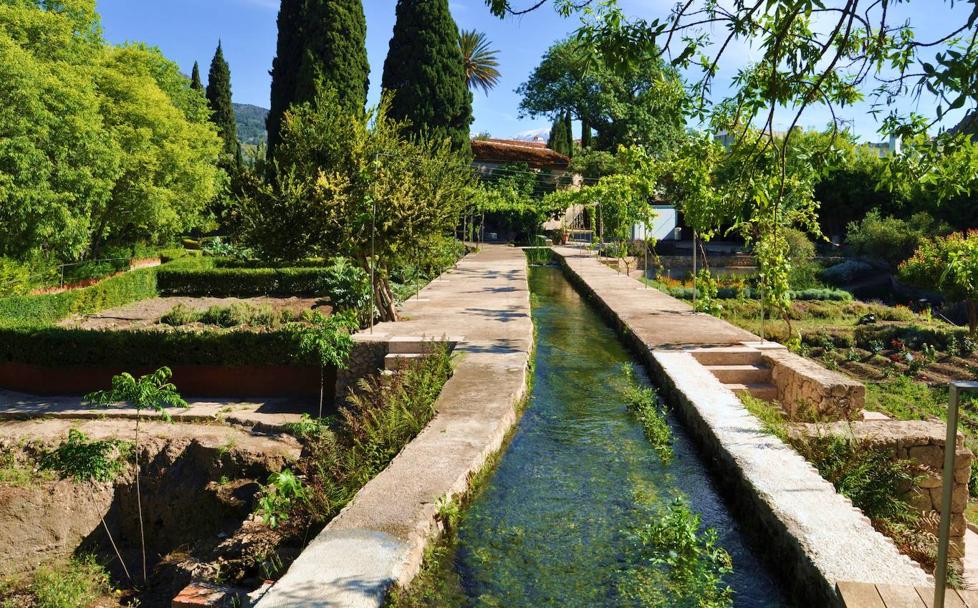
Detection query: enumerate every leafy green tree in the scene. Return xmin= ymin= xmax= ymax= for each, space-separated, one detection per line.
xmin=901 ymin=231 xmax=978 ymax=336
xmin=0 ymin=0 xmax=223 ymax=262
xmin=206 ymin=41 xmax=242 ymax=168
xmin=518 ymin=37 xmax=687 ymax=153
xmin=459 ymin=29 xmax=500 ymax=94
xmin=190 ymin=60 xmax=203 ymax=92
xmin=236 ymin=91 xmax=472 ymax=321
xmin=547 ymin=112 xmax=573 ymax=157
xmin=292 ymin=311 xmax=357 ymax=417
xmin=266 ymin=0 xmax=369 ymax=154
xmin=86 ymin=367 xmax=187 ymax=583
xmin=381 ymin=0 xmax=473 ymax=150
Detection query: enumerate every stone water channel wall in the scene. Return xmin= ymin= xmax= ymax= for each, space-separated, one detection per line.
xmin=551 ymin=247 xmax=931 ymax=607
xmin=254 ymin=245 xmax=534 ymax=608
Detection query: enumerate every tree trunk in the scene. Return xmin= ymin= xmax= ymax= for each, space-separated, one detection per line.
xmin=373 ymin=277 xmax=398 ymax=322
xmin=968 ymin=300 xmax=977 ymax=337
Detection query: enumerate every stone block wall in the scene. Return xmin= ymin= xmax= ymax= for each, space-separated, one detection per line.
xmin=334 ymin=338 xmax=388 ymax=404
xmin=764 ymin=349 xmax=865 ymax=421
xmin=793 ymin=420 xmax=973 ymax=560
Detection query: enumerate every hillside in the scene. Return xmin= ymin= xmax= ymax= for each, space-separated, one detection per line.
xmin=234 ymin=103 xmax=268 ymax=145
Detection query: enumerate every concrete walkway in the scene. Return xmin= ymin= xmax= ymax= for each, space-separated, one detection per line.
xmin=256 ymin=245 xmax=534 ymax=608
xmin=552 ymin=246 xmax=931 ymax=605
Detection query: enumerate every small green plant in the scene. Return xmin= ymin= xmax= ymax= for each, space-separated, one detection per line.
xmin=291 ymin=311 xmax=357 ymax=417
xmin=258 ymin=469 xmax=306 ymax=529
xmin=31 ymin=556 xmax=110 ymax=608
xmin=921 ymin=343 xmax=938 ymax=364
xmin=845 ymin=347 xmax=861 ymax=362
xmin=40 ymin=429 xmax=129 ymax=483
xmin=159 ymin=303 xmax=200 ymax=327
xmin=868 ymin=339 xmax=885 ymax=355
xmin=693 ymin=269 xmax=722 ymax=315
xmin=621 ymin=365 xmax=673 ymax=462
xmin=435 ymin=496 xmax=462 ymax=534
xmin=284 ymin=413 xmax=329 ymax=438
xmin=85 ymin=367 xmax=187 ymax=583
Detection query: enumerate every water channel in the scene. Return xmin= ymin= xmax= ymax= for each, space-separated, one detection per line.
xmin=446 ymin=264 xmax=790 ymax=607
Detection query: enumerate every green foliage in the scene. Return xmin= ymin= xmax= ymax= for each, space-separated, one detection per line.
xmin=40 ymin=429 xmax=130 ymax=483
xmin=206 ymin=42 xmax=241 ymax=168
xmin=284 ymin=346 xmax=454 ymax=526
xmin=0 ymin=267 xmax=157 ymax=327
xmin=267 ymin=0 xmax=369 ymax=152
xmin=85 ymin=367 xmax=188 ymax=419
xmin=547 ymin=112 xmax=573 ymax=157
xmin=234 ymin=103 xmax=268 ymax=146
xmin=156 ymin=266 xmax=331 ymax=297
xmin=291 ymin=311 xmax=357 ymax=370
xmin=238 ymin=90 xmax=472 ymax=321
xmin=0 ymin=0 xmax=223 ymax=262
xmin=618 ymin=498 xmax=734 ymax=608
xmin=901 ymin=231 xmax=978 ymax=334
xmin=0 ymin=258 xmax=31 ymax=297
xmin=31 ymin=556 xmax=110 ymax=608
xmin=258 ymin=469 xmax=306 ymax=529
xmin=518 ymin=36 xmax=687 ymax=153
xmin=621 ymin=364 xmax=672 ymax=462
xmin=381 ymin=0 xmax=473 ymax=150
xmin=459 ymin=29 xmax=500 ymax=95
xmin=0 ymin=326 xmax=310 ymax=367
xmin=693 ymin=269 xmax=722 ymax=315
xmin=190 ymin=61 xmax=203 ymax=92
xmin=847 ymin=210 xmax=949 ymax=268
xmin=319 ymin=257 xmax=370 ymax=315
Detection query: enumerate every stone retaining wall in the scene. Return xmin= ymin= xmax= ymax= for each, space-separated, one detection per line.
xmin=334 ymin=338 xmax=389 ymax=403
xmin=792 ymin=420 xmax=973 ymax=559
xmin=763 ymin=349 xmax=865 ymax=421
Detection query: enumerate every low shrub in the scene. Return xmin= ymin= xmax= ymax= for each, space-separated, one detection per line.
xmin=0 ymin=257 xmax=32 ymax=297
xmin=0 ymin=268 xmax=157 ymax=327
xmin=156 ymin=267 xmax=330 ymax=297
xmin=0 ymin=326 xmax=310 ymax=367
xmin=662 ymin=285 xmax=852 ymax=302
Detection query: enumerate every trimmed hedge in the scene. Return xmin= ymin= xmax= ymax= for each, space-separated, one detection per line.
xmin=663 ymin=286 xmax=853 ymax=302
xmin=156 ymin=267 xmax=331 ymax=297
xmin=0 ymin=326 xmax=313 ymax=367
xmin=0 ymin=268 xmax=158 ymax=327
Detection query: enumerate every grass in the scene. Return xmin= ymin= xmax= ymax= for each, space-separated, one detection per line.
xmin=0 ymin=556 xmax=112 ymax=608
xmin=160 ymin=302 xmax=296 ymax=329
xmin=621 ymin=364 xmax=673 ymax=463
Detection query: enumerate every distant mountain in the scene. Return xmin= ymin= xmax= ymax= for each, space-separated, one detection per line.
xmin=233 ymin=103 xmax=268 ymax=146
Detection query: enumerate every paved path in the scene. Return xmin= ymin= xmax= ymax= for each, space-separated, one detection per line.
xmin=256 ymin=245 xmax=534 ymax=608
xmin=553 ymin=247 xmax=759 ymax=348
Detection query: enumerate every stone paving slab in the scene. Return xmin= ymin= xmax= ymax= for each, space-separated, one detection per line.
xmin=551 ymin=246 xmax=932 ymax=605
xmin=0 ymin=390 xmax=307 ymax=433
xmin=256 ymin=245 xmax=533 ymax=608
xmin=553 ymin=247 xmax=759 ymax=348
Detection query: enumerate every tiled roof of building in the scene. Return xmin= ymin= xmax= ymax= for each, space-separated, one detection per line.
xmin=471 ymin=138 xmax=570 ymax=170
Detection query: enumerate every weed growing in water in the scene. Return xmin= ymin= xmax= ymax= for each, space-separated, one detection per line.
xmin=621 ymin=364 xmax=673 ymax=462
xmin=617 ymin=498 xmax=734 ymax=608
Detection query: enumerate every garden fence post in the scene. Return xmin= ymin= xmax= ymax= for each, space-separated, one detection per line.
xmin=935 ymin=381 xmax=978 ymax=608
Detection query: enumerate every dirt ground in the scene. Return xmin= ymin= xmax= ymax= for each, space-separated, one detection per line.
xmin=58 ymin=296 xmax=324 ymax=331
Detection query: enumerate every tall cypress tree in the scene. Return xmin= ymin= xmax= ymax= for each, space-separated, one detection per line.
xmin=206 ymin=41 xmax=241 ymax=167
xmin=190 ymin=61 xmax=203 ymax=92
xmin=266 ymin=0 xmax=369 ymax=154
xmin=381 ymin=0 xmax=473 ymax=150
xmin=547 ymin=115 xmax=568 ymax=155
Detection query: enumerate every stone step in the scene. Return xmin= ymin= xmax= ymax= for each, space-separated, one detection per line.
xmin=384 ymin=353 xmax=427 ymax=371
xmin=726 ymin=383 xmax=778 ymax=401
xmin=705 ymin=364 xmax=772 ymax=385
xmin=387 ymin=336 xmax=463 ymax=355
xmin=691 ymin=348 xmax=764 ymax=366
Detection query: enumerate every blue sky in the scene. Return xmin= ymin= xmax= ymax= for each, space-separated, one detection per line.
xmin=95 ymin=0 xmax=971 ymax=143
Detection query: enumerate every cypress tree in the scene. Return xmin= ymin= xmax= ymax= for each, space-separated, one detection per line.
xmin=206 ymin=41 xmax=241 ymax=167
xmin=381 ymin=0 xmax=473 ymax=150
xmin=581 ymin=119 xmax=592 ymax=149
xmin=547 ymin=115 xmax=568 ymax=155
xmin=266 ymin=0 xmax=369 ymax=154
xmin=190 ymin=61 xmax=203 ymax=92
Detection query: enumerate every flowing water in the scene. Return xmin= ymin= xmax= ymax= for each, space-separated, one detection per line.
xmin=447 ymin=264 xmax=790 ymax=607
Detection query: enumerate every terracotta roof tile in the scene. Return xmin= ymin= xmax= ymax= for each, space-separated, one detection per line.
xmin=471 ymin=138 xmax=570 ymax=170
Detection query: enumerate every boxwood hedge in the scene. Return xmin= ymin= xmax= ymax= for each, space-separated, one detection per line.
xmin=0 ymin=268 xmax=158 ymax=327
xmin=156 ymin=267 xmax=331 ymax=297
xmin=0 ymin=326 xmax=313 ymax=367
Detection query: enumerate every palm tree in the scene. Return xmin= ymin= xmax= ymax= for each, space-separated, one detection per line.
xmin=459 ymin=29 xmax=501 ymax=95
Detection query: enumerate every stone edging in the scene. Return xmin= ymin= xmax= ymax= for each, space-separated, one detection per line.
xmin=552 ymin=249 xmax=931 ymax=607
